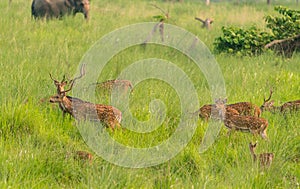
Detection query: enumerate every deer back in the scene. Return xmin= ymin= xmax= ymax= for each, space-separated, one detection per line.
xmin=228 ymin=102 xmax=261 ymax=117
xmin=280 ymin=100 xmax=300 ymax=113
xmin=197 ymin=104 xmax=240 ymax=121
xmin=93 ymin=79 xmax=133 ymax=93
xmin=259 ymin=153 xmax=274 ymax=167
xmin=223 ymin=111 xmax=268 ymax=139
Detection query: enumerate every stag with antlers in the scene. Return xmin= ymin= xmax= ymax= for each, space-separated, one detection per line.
xmin=261 ymin=89 xmax=300 ymax=113
xmin=49 ymin=64 xmax=122 ymax=131
xmin=49 ymin=65 xmax=86 ymax=117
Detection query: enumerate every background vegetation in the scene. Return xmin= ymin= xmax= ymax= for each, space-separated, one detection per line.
xmin=0 ymin=0 xmax=299 ymax=188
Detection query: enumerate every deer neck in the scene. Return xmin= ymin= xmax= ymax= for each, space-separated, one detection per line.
xmin=250 ymin=150 xmax=257 ymax=162
xmin=61 ymin=96 xmax=73 ymax=114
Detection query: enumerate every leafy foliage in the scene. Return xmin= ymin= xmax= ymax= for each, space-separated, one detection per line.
xmin=214 ymin=6 xmax=300 ymax=56
xmin=214 ymin=26 xmax=274 ymax=56
xmin=265 ymin=6 xmax=300 ymax=39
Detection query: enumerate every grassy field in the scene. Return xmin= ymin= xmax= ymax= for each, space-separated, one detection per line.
xmin=0 ymin=0 xmax=299 ymax=188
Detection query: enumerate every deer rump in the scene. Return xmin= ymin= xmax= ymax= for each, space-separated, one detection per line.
xmin=281 ymin=100 xmax=300 ymax=112
xmin=223 ymin=116 xmax=268 ymax=133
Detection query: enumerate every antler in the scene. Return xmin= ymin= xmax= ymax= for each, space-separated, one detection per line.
xmin=264 ymin=89 xmax=273 ymax=103
xmin=63 ymin=64 xmax=86 ymax=93
xmin=49 ymin=73 xmax=59 ymax=83
xmin=195 ymin=17 xmax=205 ymax=24
xmin=49 ymin=73 xmax=67 ymax=83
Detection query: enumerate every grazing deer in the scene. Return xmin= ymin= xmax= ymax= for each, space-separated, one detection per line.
xmin=89 ymin=79 xmax=133 ymax=94
xmin=249 ymin=142 xmax=274 ymax=167
xmin=261 ymin=89 xmax=300 ymax=113
xmin=215 ymin=99 xmax=269 ymax=140
xmin=49 ymin=65 xmax=122 ymax=131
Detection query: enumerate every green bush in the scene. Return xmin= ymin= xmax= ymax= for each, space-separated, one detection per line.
xmin=265 ymin=6 xmax=300 ymax=39
xmin=214 ymin=6 xmax=300 ymax=56
xmin=214 ymin=26 xmax=274 ymax=56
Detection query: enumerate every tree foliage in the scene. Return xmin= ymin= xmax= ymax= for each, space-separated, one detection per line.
xmin=214 ymin=6 xmax=300 ymax=56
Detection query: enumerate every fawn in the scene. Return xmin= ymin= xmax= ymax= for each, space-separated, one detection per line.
xmin=249 ymin=142 xmax=274 ymax=167
xmin=261 ymin=89 xmax=300 ymax=113
xmin=215 ymin=98 xmax=269 ymax=140
xmin=49 ymin=65 xmax=122 ymax=131
xmin=195 ymin=100 xmax=261 ymax=121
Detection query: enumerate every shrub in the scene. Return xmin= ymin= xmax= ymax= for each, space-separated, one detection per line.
xmin=214 ymin=6 xmax=300 ymax=56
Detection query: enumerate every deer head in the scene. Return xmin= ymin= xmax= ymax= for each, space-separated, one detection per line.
xmin=214 ymin=98 xmax=227 ymax=120
xmin=49 ymin=64 xmax=86 ymax=95
xmin=261 ymin=89 xmax=274 ymax=111
xmin=249 ymin=142 xmax=258 ymax=161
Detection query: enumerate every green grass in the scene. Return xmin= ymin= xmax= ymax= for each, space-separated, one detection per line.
xmin=0 ymin=0 xmax=299 ymax=188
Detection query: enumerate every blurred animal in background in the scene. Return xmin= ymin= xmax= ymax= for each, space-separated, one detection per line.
xmin=260 ymin=89 xmax=300 ymax=113
xmin=31 ymin=0 xmax=90 ymax=20
xmin=195 ymin=17 xmax=213 ymax=29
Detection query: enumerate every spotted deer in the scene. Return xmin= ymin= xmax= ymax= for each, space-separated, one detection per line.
xmin=215 ymin=98 xmax=269 ymax=140
xmin=49 ymin=65 xmax=86 ymax=117
xmin=90 ymin=79 xmax=133 ymax=94
xmin=195 ymin=103 xmax=239 ymax=121
xmin=195 ymin=100 xmax=261 ymax=121
xmin=249 ymin=142 xmax=274 ymax=167
xmin=228 ymin=102 xmax=261 ymax=117
xmin=49 ymin=65 xmax=122 ymax=131
xmin=261 ymin=89 xmax=300 ymax=113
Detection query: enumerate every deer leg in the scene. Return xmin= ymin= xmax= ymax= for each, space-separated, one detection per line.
xmin=260 ymin=130 xmax=268 ymax=140
xmin=226 ymin=128 xmax=234 ymax=137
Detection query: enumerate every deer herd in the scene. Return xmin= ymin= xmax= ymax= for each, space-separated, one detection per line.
xmin=48 ymin=64 xmax=299 ymax=167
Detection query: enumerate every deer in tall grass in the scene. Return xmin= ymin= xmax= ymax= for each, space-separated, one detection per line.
xmin=215 ymin=98 xmax=269 ymax=140
xmin=249 ymin=142 xmax=274 ymax=167
xmin=261 ymin=89 xmax=300 ymax=113
xmin=49 ymin=65 xmax=122 ymax=131
xmin=49 ymin=65 xmax=86 ymax=117
xmin=195 ymin=100 xmax=261 ymax=121
xmin=89 ymin=79 xmax=133 ymax=94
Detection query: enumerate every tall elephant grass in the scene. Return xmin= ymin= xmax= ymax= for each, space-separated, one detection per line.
xmin=0 ymin=0 xmax=299 ymax=188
